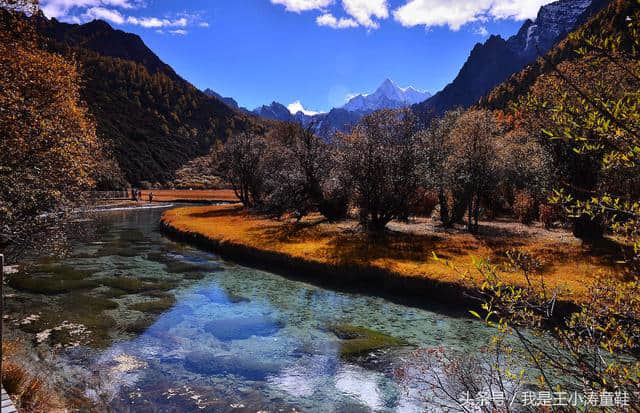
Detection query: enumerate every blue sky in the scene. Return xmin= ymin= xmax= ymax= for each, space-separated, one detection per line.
xmin=40 ymin=0 xmax=555 ymax=112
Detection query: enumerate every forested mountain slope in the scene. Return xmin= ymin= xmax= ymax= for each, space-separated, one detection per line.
xmin=27 ymin=13 xmax=264 ymax=185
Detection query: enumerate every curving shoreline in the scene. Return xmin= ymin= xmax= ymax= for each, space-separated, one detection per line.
xmin=159 ymin=218 xmax=481 ymax=314
xmin=160 ymin=206 xmax=581 ymax=316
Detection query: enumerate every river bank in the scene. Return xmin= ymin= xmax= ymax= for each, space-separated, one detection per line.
xmin=161 ymin=205 xmax=621 ymax=311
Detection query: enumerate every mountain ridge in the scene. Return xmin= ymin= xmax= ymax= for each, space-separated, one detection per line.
xmin=25 ymin=12 xmax=264 ymax=185
xmin=252 ymin=79 xmax=431 ymax=138
xmin=203 ymin=88 xmax=245 ymax=111
xmin=481 ymin=0 xmax=626 ymax=110
xmin=414 ymin=0 xmax=608 ymax=118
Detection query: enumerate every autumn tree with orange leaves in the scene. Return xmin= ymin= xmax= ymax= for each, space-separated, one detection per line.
xmin=0 ymin=6 xmax=111 ymax=258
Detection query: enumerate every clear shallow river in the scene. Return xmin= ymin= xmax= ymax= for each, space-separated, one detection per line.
xmin=6 ymin=206 xmax=497 ymax=412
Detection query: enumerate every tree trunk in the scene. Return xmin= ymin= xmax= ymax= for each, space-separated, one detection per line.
xmin=473 ymin=195 xmax=481 ymax=233
xmin=467 ymin=197 xmax=473 ymax=233
xmin=438 ymin=188 xmax=449 ymax=225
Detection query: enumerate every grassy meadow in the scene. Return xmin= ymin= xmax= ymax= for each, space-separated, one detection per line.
xmin=162 ymin=204 xmax=626 ymax=303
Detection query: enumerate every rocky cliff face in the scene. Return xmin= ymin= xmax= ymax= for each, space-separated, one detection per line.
xmin=507 ymin=0 xmax=593 ymax=60
xmin=253 ymin=102 xmax=295 ymax=122
xmin=414 ymin=0 xmax=607 ymax=118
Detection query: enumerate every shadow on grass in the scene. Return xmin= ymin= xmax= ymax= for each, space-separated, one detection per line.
xmin=187 ymin=205 xmax=245 ymax=219
xmin=247 ymin=217 xmax=328 ymax=244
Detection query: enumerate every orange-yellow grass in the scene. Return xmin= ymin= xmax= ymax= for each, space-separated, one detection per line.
xmin=2 ymin=340 xmax=67 ymax=412
xmin=139 ymin=189 xmax=238 ymax=202
xmin=163 ymin=204 xmax=626 ymax=302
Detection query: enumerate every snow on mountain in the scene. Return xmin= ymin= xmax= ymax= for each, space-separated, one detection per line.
xmin=416 ymin=0 xmax=604 ymax=116
xmin=342 ymin=79 xmax=431 ymax=112
xmin=507 ymin=0 xmax=594 ymax=60
xmin=287 ymin=100 xmax=322 ymax=116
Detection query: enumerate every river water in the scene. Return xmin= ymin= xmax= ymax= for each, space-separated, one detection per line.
xmin=5 ymin=206 xmax=497 ymax=412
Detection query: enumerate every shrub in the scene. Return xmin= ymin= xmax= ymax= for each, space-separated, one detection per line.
xmin=410 ymin=189 xmax=439 ymax=218
xmin=538 ymin=203 xmax=558 ymax=229
xmin=513 ymin=190 xmax=536 ymax=225
xmin=341 ymin=109 xmax=423 ymax=231
xmin=262 ymin=123 xmax=349 ymax=222
xmin=218 ymin=133 xmax=267 ymax=208
xmin=445 ymin=109 xmax=502 ymax=233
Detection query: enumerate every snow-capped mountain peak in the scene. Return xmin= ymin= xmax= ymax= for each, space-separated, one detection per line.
xmin=507 ymin=0 xmax=593 ymax=60
xmin=342 ymin=79 xmax=431 ymax=112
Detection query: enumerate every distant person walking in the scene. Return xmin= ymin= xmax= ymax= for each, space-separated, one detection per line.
xmin=148 ymin=192 xmax=154 ymax=204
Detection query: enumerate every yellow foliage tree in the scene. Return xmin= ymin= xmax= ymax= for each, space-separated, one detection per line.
xmin=0 ymin=8 xmax=103 ymax=258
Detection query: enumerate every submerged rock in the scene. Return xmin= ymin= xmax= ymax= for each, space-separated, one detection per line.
xmin=7 ymin=264 xmax=100 ymax=295
xmin=94 ymin=245 xmax=140 ymax=258
xmin=165 ymin=260 xmax=221 ymax=274
xmin=182 ymin=272 xmax=206 ymax=280
xmin=329 ymin=324 xmax=407 ymax=358
xmin=110 ymin=354 xmax=148 ymax=374
xmin=118 ymin=229 xmax=146 ymax=243
xmin=183 ymin=351 xmax=280 ymax=381
xmin=33 ymin=264 xmax=96 ymax=280
xmin=128 ymin=295 xmax=177 ymax=314
xmin=99 ymin=277 xmax=176 ymax=294
xmin=195 ymin=287 xmax=250 ymax=304
xmin=8 ymin=276 xmax=99 ymax=295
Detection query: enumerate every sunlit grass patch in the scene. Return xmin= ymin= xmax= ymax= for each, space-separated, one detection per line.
xmin=162 ymin=205 xmax=624 ymax=302
xmin=2 ymin=340 xmax=68 ymax=412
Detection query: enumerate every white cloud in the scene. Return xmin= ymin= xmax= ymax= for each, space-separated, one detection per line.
xmin=490 ymin=0 xmax=551 ymax=20
xmin=40 ymin=0 xmax=206 ymax=32
xmin=287 ymin=100 xmax=321 ymax=116
xmin=169 ymin=29 xmax=187 ymax=35
xmin=270 ymin=0 xmax=333 ymax=13
xmin=475 ymin=25 xmax=489 ymax=36
xmin=316 ymin=13 xmax=358 ymax=29
xmin=126 ymin=16 xmax=187 ymax=28
xmin=341 ymin=0 xmax=388 ymax=29
xmin=270 ymin=0 xmax=387 ymax=29
xmin=393 ymin=0 xmax=554 ymax=31
xmin=41 ymin=0 xmax=138 ymax=19
xmin=83 ymin=6 xmax=125 ymax=24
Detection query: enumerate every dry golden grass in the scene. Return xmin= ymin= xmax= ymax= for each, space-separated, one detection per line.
xmin=139 ymin=189 xmax=238 ymax=202
xmin=162 ymin=205 xmax=626 ymax=302
xmin=2 ymin=340 xmax=67 ymax=413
